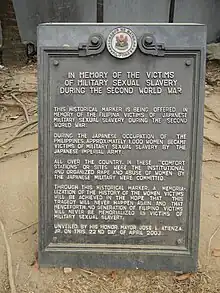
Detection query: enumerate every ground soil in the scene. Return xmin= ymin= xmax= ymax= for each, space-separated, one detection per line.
xmin=0 ymin=61 xmax=220 ymax=293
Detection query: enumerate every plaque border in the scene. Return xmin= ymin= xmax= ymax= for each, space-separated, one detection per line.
xmin=38 ymin=44 xmax=205 ymax=272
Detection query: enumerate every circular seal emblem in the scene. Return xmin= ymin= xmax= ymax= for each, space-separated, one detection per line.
xmin=107 ymin=27 xmax=137 ymax=59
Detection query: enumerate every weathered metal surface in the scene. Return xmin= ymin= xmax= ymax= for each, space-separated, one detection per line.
xmin=174 ymin=0 xmax=220 ymax=42
xmin=38 ymin=23 xmax=206 ymax=271
xmin=12 ymin=0 xmax=97 ymax=45
xmin=11 ymin=0 xmax=219 ymax=44
xmin=103 ymin=0 xmax=170 ymax=22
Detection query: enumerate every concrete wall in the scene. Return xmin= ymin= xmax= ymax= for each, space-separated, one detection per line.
xmin=174 ymin=0 xmax=220 ymax=43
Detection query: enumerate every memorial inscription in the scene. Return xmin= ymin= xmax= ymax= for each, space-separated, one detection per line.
xmin=38 ymin=24 xmax=206 ymax=271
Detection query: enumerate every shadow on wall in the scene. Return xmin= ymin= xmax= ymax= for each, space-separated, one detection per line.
xmin=0 ymin=0 xmax=7 ymax=63
xmin=0 ymin=0 xmax=26 ymax=65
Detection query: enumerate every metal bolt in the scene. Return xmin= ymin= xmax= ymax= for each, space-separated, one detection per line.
xmin=53 ymin=60 xmax=59 ymax=66
xmin=144 ymin=36 xmax=153 ymax=46
xmin=185 ymin=59 xmax=192 ymax=66
xmin=91 ymin=36 xmax=99 ymax=45
xmin=176 ymin=238 xmax=183 ymax=245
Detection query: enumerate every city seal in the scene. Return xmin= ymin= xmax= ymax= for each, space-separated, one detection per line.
xmin=107 ymin=27 xmax=137 ymax=59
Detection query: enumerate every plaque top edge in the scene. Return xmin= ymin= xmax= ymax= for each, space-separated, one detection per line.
xmin=38 ymin=23 xmax=206 ymax=28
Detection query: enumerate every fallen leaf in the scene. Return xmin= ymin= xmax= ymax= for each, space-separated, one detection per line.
xmin=64 ymin=267 xmax=72 ymax=274
xmin=10 ymin=115 xmax=19 ymax=120
xmin=212 ymin=248 xmax=220 ymax=257
xmin=30 ymin=250 xmax=39 ymax=270
xmin=33 ymin=260 xmax=39 ymax=271
xmin=174 ymin=273 xmax=191 ymax=281
xmin=110 ymin=270 xmax=117 ymax=280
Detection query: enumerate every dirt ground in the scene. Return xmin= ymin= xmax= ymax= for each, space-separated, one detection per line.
xmin=0 ymin=61 xmax=220 ymax=293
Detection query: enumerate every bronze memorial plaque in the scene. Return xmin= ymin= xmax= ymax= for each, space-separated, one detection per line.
xmin=38 ymin=24 xmax=206 ymax=271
